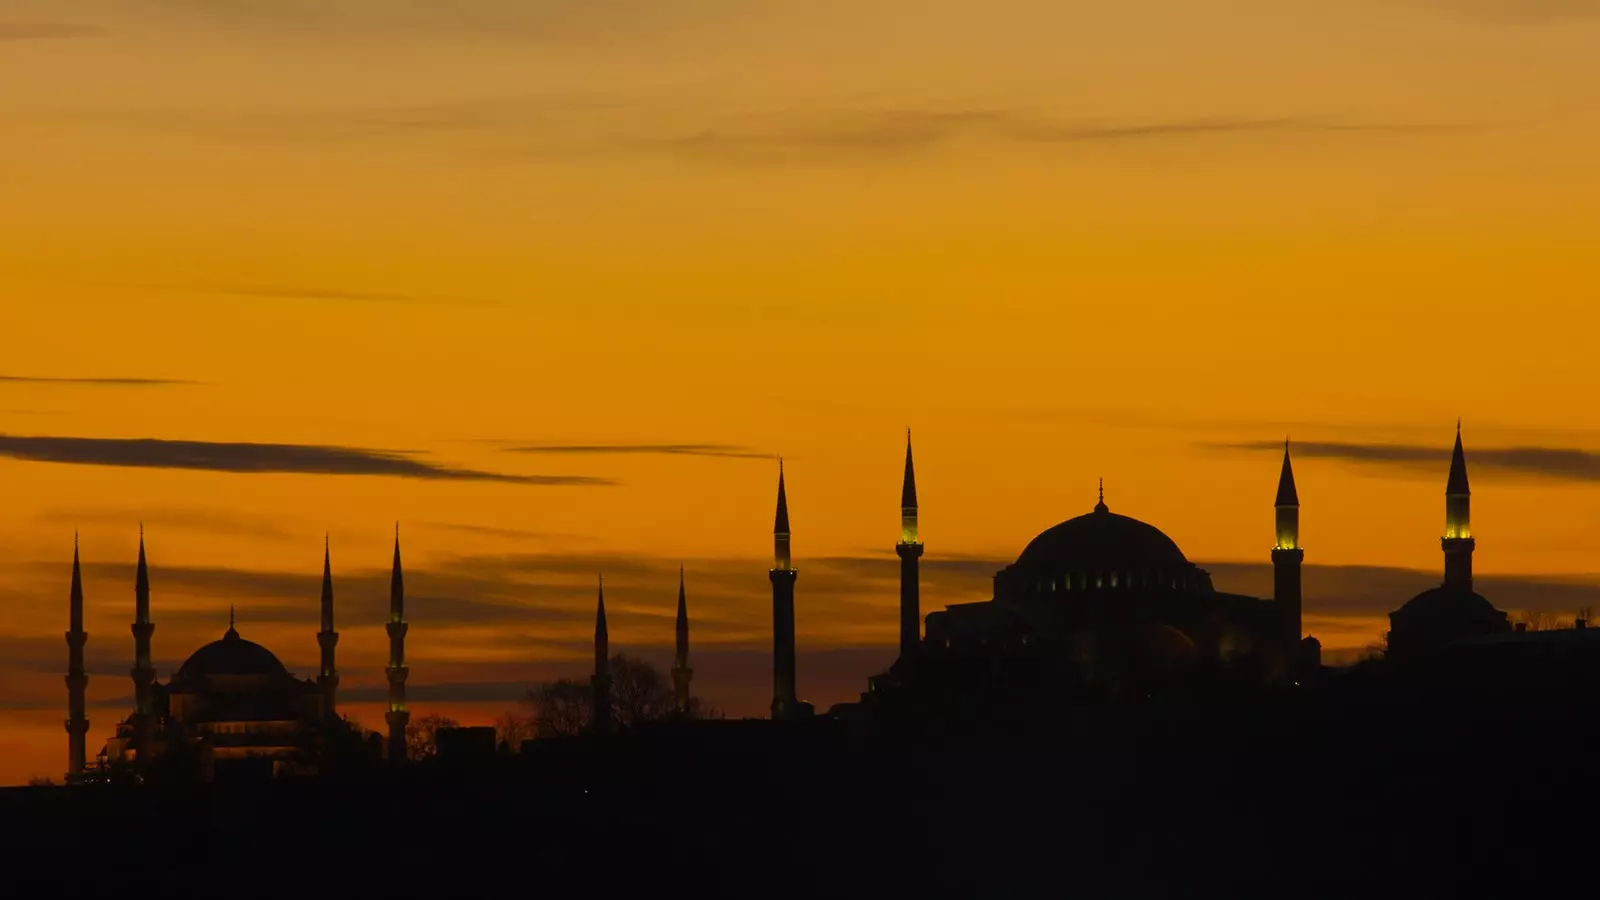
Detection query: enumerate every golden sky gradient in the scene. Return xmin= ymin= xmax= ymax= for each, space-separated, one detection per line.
xmin=4 ymin=1 xmax=1600 ymax=784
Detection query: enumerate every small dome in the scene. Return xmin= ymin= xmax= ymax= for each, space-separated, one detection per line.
xmin=1017 ymin=504 xmax=1189 ymax=570
xmin=177 ymin=627 xmax=290 ymax=680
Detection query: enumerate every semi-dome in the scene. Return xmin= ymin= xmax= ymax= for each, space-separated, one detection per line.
xmin=177 ymin=626 xmax=290 ymax=680
xmin=1016 ymin=501 xmax=1189 ymax=570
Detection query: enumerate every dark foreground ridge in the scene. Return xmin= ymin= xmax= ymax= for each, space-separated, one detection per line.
xmin=3 ymin=677 xmax=1597 ymax=900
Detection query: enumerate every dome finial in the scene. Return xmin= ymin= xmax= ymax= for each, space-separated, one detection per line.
xmin=1095 ymin=478 xmax=1108 ymax=513
xmin=226 ymin=604 xmax=238 ymax=637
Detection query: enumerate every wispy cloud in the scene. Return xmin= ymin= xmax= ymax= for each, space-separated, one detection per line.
xmin=421 ymin=521 xmax=578 ymax=542
xmin=0 ymin=435 xmax=613 ymax=485
xmin=56 ymin=275 xmax=465 ymax=306
xmin=36 ymin=506 xmax=294 ymax=541
xmin=129 ymin=1 xmax=735 ymax=39
xmin=70 ymin=90 xmax=1458 ymax=167
xmin=1441 ymin=0 xmax=1600 ymax=22
xmin=623 ymin=110 xmax=1462 ymax=166
xmin=1222 ymin=440 xmax=1600 ymax=483
xmin=0 ymin=22 xmax=98 ymax=40
xmin=507 ymin=443 xmax=771 ymax=459
xmin=0 ymin=374 xmax=196 ymax=386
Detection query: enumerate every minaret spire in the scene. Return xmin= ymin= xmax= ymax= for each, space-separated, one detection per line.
xmin=130 ymin=527 xmax=156 ymax=764
xmin=896 ymin=431 xmax=925 ymax=672
xmin=65 ymin=535 xmax=90 ymax=778
xmin=769 ymin=461 xmax=799 ymax=720
xmin=591 ymin=576 xmax=612 ymax=734
xmin=317 ymin=534 xmax=340 ymax=720
xmin=1272 ymin=440 xmax=1305 ymax=674
xmin=1442 ymin=422 xmax=1475 ymax=590
xmin=774 ymin=458 xmax=792 ymax=569
xmin=672 ymin=565 xmax=692 ymax=715
xmin=385 ymin=525 xmax=410 ymax=761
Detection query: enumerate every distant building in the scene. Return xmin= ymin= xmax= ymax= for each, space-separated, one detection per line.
xmin=434 ymin=726 xmax=497 ymax=764
xmin=76 ymin=533 xmax=400 ymax=782
xmin=854 ymin=436 xmax=1307 ymax=714
xmin=1387 ymin=424 xmax=1512 ymax=660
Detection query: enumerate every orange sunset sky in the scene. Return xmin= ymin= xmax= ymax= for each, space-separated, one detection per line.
xmin=4 ymin=1 xmax=1600 ymax=785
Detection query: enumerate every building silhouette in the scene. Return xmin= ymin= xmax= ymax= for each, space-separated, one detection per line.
xmin=768 ymin=461 xmax=808 ymax=719
xmin=591 ymin=576 xmax=612 ymax=735
xmin=60 ymin=422 xmax=1600 ymax=783
xmin=64 ymin=535 xmax=88 ymax=777
xmin=1387 ymin=424 xmax=1512 ymax=659
xmin=384 ymin=527 xmax=410 ymax=763
xmin=91 ymin=536 xmax=353 ymax=781
xmin=673 ymin=566 xmax=692 ymax=715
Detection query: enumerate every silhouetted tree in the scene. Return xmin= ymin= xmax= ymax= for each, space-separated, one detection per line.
xmin=1513 ymin=610 xmax=1567 ymax=632
xmin=612 ymin=653 xmax=674 ymax=727
xmin=406 ymin=713 xmax=461 ymax=761
xmin=495 ymin=712 xmax=535 ymax=749
xmin=525 ymin=679 xmax=591 ymax=738
xmin=523 ymin=654 xmax=709 ymax=738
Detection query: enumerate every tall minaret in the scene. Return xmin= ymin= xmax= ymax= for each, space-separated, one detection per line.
xmin=130 ymin=528 xmax=156 ymax=762
xmin=896 ymin=431 xmax=923 ymax=669
xmin=592 ymin=577 xmax=612 ymax=734
xmin=1442 ymin=421 xmax=1474 ymax=591
xmin=65 ymin=535 xmax=89 ymax=777
xmin=1272 ymin=440 xmax=1304 ymax=661
xmin=385 ymin=526 xmax=410 ymax=762
xmin=317 ymin=535 xmax=339 ymax=720
xmin=770 ymin=460 xmax=798 ymax=720
xmin=672 ymin=565 xmax=692 ymax=715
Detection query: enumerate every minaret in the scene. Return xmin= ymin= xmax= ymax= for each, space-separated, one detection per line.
xmin=385 ymin=526 xmax=410 ymax=762
xmin=896 ymin=431 xmax=923 ymax=670
xmin=672 ymin=566 xmax=692 ymax=715
xmin=317 ymin=535 xmax=339 ymax=720
xmin=770 ymin=460 xmax=799 ymax=720
xmin=1442 ymin=421 xmax=1474 ymax=591
xmin=591 ymin=577 xmax=612 ymax=734
xmin=65 ymin=535 xmax=89 ymax=778
xmin=130 ymin=528 xmax=156 ymax=763
xmin=1272 ymin=440 xmax=1304 ymax=662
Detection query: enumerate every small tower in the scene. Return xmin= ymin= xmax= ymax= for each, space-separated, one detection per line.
xmin=769 ymin=461 xmax=799 ymax=720
xmin=1443 ymin=422 xmax=1475 ymax=591
xmin=592 ymin=577 xmax=612 ymax=734
xmin=317 ymin=536 xmax=339 ymax=720
xmin=65 ymin=535 xmax=89 ymax=778
xmin=385 ymin=526 xmax=410 ymax=762
xmin=672 ymin=566 xmax=692 ymax=715
xmin=896 ymin=431 xmax=924 ymax=670
xmin=130 ymin=528 xmax=157 ymax=763
xmin=1272 ymin=440 xmax=1305 ymax=664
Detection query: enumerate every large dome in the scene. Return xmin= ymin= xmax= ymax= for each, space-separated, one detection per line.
xmin=177 ymin=626 xmax=290 ymax=680
xmin=1016 ymin=501 xmax=1189 ymax=570
xmin=1395 ymin=585 xmax=1502 ymax=620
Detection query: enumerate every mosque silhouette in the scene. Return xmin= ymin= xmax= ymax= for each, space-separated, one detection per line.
xmin=58 ymin=424 xmax=1598 ymax=784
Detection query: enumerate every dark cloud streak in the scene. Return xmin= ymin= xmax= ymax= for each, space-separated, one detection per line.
xmin=508 ymin=443 xmax=771 ymax=459
xmin=0 ymin=435 xmax=612 ymax=485
xmin=0 ymin=374 xmax=195 ymax=386
xmin=1222 ymin=440 xmax=1600 ymax=483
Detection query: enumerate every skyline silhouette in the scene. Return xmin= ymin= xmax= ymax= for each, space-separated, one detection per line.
xmin=9 ymin=427 xmax=1600 ymax=785
xmin=8 ymin=3 xmax=1600 ymax=792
